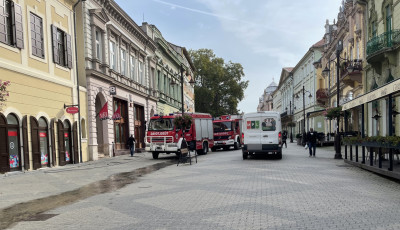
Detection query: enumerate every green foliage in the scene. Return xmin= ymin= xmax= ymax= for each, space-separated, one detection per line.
xmin=343 ymin=135 xmax=400 ymax=147
xmin=0 ymin=80 xmax=11 ymax=112
xmin=325 ymin=106 xmax=350 ymax=120
xmin=189 ymin=49 xmax=249 ymax=117
xmin=173 ymin=114 xmax=193 ymax=130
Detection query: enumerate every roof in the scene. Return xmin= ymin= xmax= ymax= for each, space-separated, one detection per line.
xmin=312 ymin=38 xmax=325 ymax=48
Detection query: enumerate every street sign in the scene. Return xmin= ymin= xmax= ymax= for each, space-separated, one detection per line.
xmin=66 ymin=107 xmax=79 ymax=114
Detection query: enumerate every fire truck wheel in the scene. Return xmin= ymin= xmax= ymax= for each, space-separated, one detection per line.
xmin=152 ymin=152 xmax=159 ymax=159
xmin=234 ymin=139 xmax=240 ymax=150
xmin=199 ymin=143 xmax=208 ymax=155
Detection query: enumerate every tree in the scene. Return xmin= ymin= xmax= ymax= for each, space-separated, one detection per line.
xmin=189 ymin=49 xmax=248 ymax=117
xmin=0 ymin=80 xmax=11 ymax=112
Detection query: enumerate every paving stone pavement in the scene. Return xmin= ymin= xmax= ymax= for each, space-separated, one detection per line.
xmin=6 ymin=143 xmax=400 ymax=230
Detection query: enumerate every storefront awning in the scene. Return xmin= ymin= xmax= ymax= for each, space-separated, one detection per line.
xmin=342 ymin=78 xmax=400 ymax=111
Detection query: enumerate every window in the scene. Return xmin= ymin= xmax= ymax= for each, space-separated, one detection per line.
xmin=51 ymin=25 xmax=72 ymax=68
xmin=120 ymin=49 xmax=126 ymax=76
xmin=0 ymin=0 xmax=23 ymax=48
xmin=30 ymin=13 xmax=43 ymax=57
xmin=109 ymin=41 xmax=116 ymax=70
xmin=81 ymin=118 xmax=87 ymax=139
xmin=139 ymin=61 xmax=144 ymax=85
xmin=372 ymin=21 xmax=377 ymax=38
xmin=95 ymin=30 xmax=102 ymax=60
xmin=130 ymin=55 xmax=135 ymax=80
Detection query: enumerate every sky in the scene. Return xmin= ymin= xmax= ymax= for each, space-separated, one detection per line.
xmin=115 ymin=0 xmax=341 ymax=113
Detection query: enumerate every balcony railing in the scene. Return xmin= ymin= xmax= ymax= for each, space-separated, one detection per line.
xmin=366 ymin=29 xmax=400 ymax=56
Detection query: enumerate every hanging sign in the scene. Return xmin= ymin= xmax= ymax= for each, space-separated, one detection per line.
xmin=99 ymin=102 xmax=109 ymax=120
xmin=112 ymin=105 xmax=121 ymax=120
xmin=66 ymin=107 xmax=79 ymax=114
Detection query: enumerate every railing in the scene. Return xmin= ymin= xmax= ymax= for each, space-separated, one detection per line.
xmin=366 ymin=29 xmax=400 ymax=56
xmin=344 ymin=142 xmax=400 ymax=175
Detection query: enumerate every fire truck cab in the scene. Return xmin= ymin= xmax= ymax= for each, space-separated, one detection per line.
xmin=212 ymin=115 xmax=243 ymax=151
xmin=145 ymin=113 xmax=214 ymax=159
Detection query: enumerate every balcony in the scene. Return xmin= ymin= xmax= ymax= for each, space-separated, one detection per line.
xmin=340 ymin=59 xmax=363 ymax=87
xmin=366 ymin=30 xmax=400 ymax=73
xmin=316 ymin=88 xmax=328 ymax=106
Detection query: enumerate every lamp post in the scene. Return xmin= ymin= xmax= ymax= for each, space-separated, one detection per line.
xmin=322 ymin=40 xmax=346 ymax=159
xmin=295 ymin=86 xmax=312 ymax=145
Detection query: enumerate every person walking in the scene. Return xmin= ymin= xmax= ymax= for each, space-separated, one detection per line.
xmin=128 ymin=134 xmax=136 ymax=157
xmin=306 ymin=128 xmax=317 ymax=157
xmin=282 ymin=131 xmax=287 ymax=148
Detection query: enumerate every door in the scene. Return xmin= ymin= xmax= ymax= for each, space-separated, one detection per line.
xmin=57 ymin=120 xmax=66 ymax=166
xmin=30 ymin=116 xmax=41 ymax=170
xmin=134 ymin=105 xmax=144 ymax=148
xmin=73 ymin=121 xmax=79 ymax=164
xmin=113 ymin=99 xmax=128 ymax=150
xmin=260 ymin=116 xmax=279 ymax=145
xmin=244 ymin=116 xmax=261 ymax=145
xmin=0 ymin=114 xmax=8 ymax=173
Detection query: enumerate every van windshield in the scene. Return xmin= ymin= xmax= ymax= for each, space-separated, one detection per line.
xmin=148 ymin=118 xmax=174 ymax=131
xmin=213 ymin=122 xmax=232 ymax=132
xmin=262 ymin=118 xmax=276 ymax=131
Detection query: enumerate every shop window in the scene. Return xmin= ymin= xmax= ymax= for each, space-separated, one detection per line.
xmin=38 ymin=117 xmax=49 ymax=167
xmin=7 ymin=114 xmax=20 ymax=171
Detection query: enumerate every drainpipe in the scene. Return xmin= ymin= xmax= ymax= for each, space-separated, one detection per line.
xmin=73 ymin=0 xmax=86 ymax=163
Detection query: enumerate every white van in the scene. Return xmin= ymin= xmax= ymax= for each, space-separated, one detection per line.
xmin=241 ymin=111 xmax=282 ymax=159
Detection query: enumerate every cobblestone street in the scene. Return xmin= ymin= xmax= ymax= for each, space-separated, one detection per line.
xmin=7 ymin=143 xmax=400 ymax=230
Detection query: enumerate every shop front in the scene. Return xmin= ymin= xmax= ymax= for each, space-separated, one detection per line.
xmin=113 ymin=98 xmax=128 ymax=150
xmin=0 ymin=113 xmax=22 ymax=173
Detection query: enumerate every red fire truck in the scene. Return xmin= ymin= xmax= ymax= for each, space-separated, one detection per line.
xmin=145 ymin=113 xmax=214 ymax=159
xmin=212 ymin=115 xmax=243 ymax=151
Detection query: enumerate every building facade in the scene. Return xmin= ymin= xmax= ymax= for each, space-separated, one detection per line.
xmin=80 ymin=0 xmax=158 ymax=159
xmin=277 ymin=68 xmax=294 ymax=136
xmin=257 ymin=81 xmax=277 ymax=111
xmin=0 ymin=0 xmax=88 ymax=173
xmin=293 ymin=40 xmax=324 ymax=137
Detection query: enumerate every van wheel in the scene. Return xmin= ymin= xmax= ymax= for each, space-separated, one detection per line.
xmin=152 ymin=152 xmax=159 ymax=159
xmin=234 ymin=139 xmax=240 ymax=150
xmin=276 ymin=151 xmax=282 ymax=160
xmin=242 ymin=151 xmax=248 ymax=160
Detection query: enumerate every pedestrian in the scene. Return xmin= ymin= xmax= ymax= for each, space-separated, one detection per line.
xmin=128 ymin=134 xmax=135 ymax=157
xmin=282 ymin=131 xmax=287 ymax=148
xmin=306 ymin=128 xmax=318 ymax=157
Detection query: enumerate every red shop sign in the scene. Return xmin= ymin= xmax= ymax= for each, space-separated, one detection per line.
xmin=40 ymin=132 xmax=47 ymax=137
xmin=8 ymin=131 xmax=17 ymax=137
xmin=64 ymin=133 xmax=69 ymax=138
xmin=66 ymin=107 xmax=79 ymax=114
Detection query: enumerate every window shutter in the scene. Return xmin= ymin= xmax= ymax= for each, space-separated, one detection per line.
xmin=30 ymin=116 xmax=41 ymax=170
xmin=73 ymin=121 xmax=78 ymax=164
xmin=65 ymin=33 xmax=72 ymax=69
xmin=0 ymin=113 xmax=9 ymax=173
xmin=22 ymin=116 xmax=29 ymax=170
xmin=51 ymin=25 xmax=59 ymax=64
xmin=57 ymin=120 xmax=65 ymax=166
xmin=0 ymin=0 xmax=7 ymax=44
xmin=11 ymin=2 xmax=23 ymax=49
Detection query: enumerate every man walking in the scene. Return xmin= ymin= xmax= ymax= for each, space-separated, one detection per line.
xmin=128 ymin=134 xmax=136 ymax=157
xmin=282 ymin=131 xmax=287 ymax=148
xmin=306 ymin=128 xmax=317 ymax=157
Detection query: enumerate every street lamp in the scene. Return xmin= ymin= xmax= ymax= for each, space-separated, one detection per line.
xmin=295 ymin=86 xmax=312 ymax=145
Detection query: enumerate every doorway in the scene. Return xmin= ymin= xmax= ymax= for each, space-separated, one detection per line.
xmin=134 ymin=104 xmax=145 ymax=149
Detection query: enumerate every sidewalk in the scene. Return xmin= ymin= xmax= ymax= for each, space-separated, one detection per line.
xmin=0 ymin=152 xmax=170 ymax=210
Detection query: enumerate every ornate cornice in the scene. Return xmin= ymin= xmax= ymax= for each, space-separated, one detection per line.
xmin=94 ymin=0 xmax=157 ymax=52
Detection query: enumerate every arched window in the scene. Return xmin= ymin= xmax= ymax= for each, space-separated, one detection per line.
xmin=7 ymin=114 xmax=20 ymax=171
xmin=38 ymin=117 xmax=49 ymax=167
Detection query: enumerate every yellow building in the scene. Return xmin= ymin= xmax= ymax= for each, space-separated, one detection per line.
xmin=0 ymin=0 xmax=88 ymax=173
